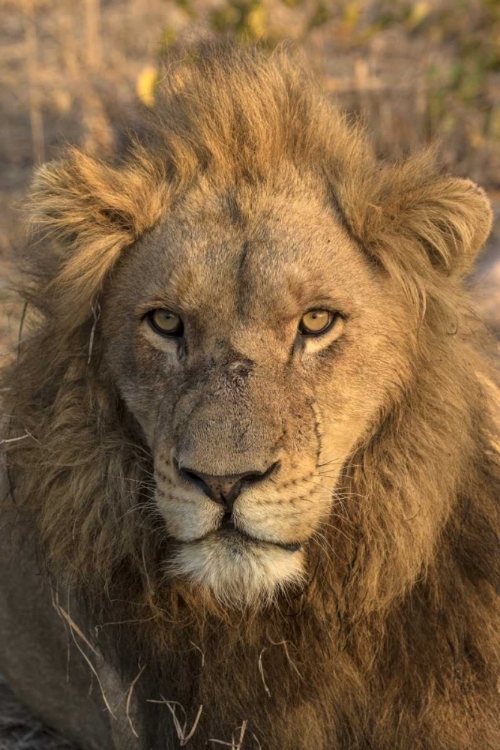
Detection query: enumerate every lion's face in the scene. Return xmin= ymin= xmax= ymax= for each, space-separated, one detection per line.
xmin=103 ymin=172 xmax=412 ymax=606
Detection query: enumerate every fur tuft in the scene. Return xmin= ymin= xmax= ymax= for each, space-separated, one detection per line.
xmin=27 ymin=146 xmax=170 ymax=326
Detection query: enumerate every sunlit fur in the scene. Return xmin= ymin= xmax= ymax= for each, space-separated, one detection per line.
xmin=2 ymin=42 xmax=500 ymax=749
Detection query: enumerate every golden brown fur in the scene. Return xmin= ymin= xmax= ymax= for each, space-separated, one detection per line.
xmin=2 ymin=42 xmax=500 ymax=749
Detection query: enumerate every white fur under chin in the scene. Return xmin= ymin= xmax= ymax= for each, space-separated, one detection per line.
xmin=167 ymin=536 xmax=306 ymax=608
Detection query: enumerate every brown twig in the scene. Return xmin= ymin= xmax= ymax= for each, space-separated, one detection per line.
xmin=147 ymin=698 xmax=203 ymax=746
xmin=207 ymin=720 xmax=249 ymax=749
xmin=258 ymin=648 xmax=271 ymax=698
xmin=52 ymin=598 xmax=115 ymax=718
xmin=125 ymin=664 xmax=146 ymax=738
xmin=189 ymin=640 xmax=206 ymax=668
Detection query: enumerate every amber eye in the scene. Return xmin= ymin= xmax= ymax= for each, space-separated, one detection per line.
xmin=147 ymin=309 xmax=184 ymax=337
xmin=299 ymin=309 xmax=335 ymax=336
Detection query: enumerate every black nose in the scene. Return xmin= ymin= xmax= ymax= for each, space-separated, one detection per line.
xmin=176 ymin=461 xmax=280 ymax=509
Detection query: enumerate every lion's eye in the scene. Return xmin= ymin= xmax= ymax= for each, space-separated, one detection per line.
xmin=147 ymin=309 xmax=184 ymax=337
xmin=299 ymin=309 xmax=335 ymax=336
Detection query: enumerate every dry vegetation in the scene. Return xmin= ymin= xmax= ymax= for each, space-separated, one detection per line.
xmin=0 ymin=0 xmax=499 ymax=347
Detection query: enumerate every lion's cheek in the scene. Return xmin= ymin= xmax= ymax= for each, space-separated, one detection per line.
xmin=235 ymin=493 xmax=333 ymax=545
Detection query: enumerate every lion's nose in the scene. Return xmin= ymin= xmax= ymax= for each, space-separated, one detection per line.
xmin=176 ymin=461 xmax=280 ymax=510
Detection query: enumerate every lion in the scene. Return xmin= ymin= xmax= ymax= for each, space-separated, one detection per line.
xmin=0 ymin=41 xmax=499 ymax=750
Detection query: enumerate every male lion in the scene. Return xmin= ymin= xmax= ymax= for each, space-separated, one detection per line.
xmin=0 ymin=42 xmax=499 ymax=750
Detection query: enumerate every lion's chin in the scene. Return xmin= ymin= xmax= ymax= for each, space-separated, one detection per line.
xmin=166 ymin=532 xmax=306 ymax=608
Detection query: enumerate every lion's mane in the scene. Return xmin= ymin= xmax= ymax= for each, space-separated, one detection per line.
xmin=2 ymin=43 xmax=500 ymax=749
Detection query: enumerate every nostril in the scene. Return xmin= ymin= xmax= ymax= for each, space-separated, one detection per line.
xmin=177 ymin=466 xmax=216 ymax=500
xmin=243 ymin=472 xmax=264 ymax=484
xmin=182 ymin=468 xmax=200 ymax=483
xmin=241 ymin=460 xmax=281 ymax=487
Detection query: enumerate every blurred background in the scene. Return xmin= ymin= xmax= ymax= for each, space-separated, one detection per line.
xmin=1 ymin=0 xmax=499 ymax=347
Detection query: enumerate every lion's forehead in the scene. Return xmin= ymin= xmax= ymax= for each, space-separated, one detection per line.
xmin=136 ymin=182 xmax=374 ymax=322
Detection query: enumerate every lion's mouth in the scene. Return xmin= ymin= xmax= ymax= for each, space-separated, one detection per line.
xmin=186 ymin=516 xmax=302 ymax=553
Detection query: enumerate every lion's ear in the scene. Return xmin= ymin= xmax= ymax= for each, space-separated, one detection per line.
xmin=345 ymin=156 xmax=493 ymax=278
xmin=386 ymin=176 xmax=492 ymax=276
xmin=28 ymin=147 xmax=167 ymax=318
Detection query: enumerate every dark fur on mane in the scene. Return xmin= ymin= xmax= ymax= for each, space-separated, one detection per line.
xmin=2 ymin=42 xmax=500 ymax=748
